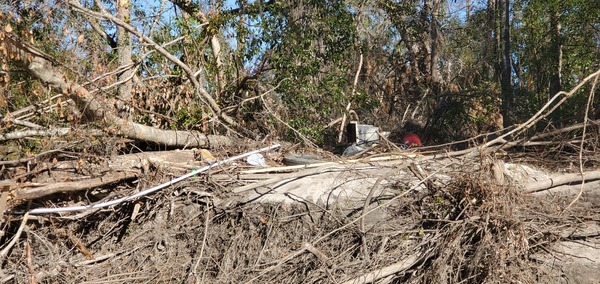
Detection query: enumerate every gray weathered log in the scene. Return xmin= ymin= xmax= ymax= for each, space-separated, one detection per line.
xmin=525 ymin=170 xmax=600 ymax=193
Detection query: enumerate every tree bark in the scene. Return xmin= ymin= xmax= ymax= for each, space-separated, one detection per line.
xmin=465 ymin=0 xmax=471 ymax=21
xmin=429 ymin=0 xmax=442 ymax=93
xmin=499 ymin=0 xmax=512 ymax=127
xmin=484 ymin=0 xmax=495 ymax=80
xmin=116 ymin=0 xmax=134 ymax=114
xmin=549 ymin=9 xmax=563 ymax=98
xmin=170 ymin=0 xmax=227 ymax=99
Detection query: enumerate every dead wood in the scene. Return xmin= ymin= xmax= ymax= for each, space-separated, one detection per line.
xmin=5 ymin=94 xmax=65 ymax=119
xmin=69 ymin=0 xmax=220 ymax=115
xmin=0 ymin=213 xmax=29 ymax=262
xmin=0 ymin=30 xmax=233 ymax=148
xmin=303 ymin=242 xmax=334 ymax=267
xmin=0 ymin=128 xmax=104 ymax=142
xmin=525 ymin=170 xmax=600 ymax=193
xmin=231 ymin=165 xmax=376 ymax=194
xmin=5 ymin=148 xmax=213 ymax=202
xmin=0 ymin=181 xmax=14 ymax=223
xmin=67 ymin=0 xmax=256 ymax=138
xmin=108 ymin=149 xmax=202 ymax=172
xmin=526 ymin=119 xmax=600 ymax=142
xmin=0 ymin=116 xmax=42 ymax=129
xmin=0 ymin=66 xmax=597 ymax=283
xmin=15 ymin=171 xmax=138 ymax=200
xmin=1 ymin=145 xmax=599 ymax=283
xmin=340 ymin=253 xmax=422 ymax=284
xmin=0 ymin=143 xmax=49 ymax=163
xmin=480 ymin=68 xmax=600 ymax=152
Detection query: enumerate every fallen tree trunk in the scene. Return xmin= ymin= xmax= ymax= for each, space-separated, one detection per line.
xmin=0 ymin=30 xmax=233 ymax=148
xmin=525 ymin=170 xmax=600 ymax=193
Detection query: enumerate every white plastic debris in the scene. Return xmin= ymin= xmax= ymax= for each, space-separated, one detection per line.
xmin=347 ymin=122 xmax=380 ymax=145
xmin=343 ymin=144 xmax=364 ymax=156
xmin=246 ymin=153 xmax=266 ymax=167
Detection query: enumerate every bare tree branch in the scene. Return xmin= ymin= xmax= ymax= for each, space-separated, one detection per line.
xmin=84 ymin=15 xmax=117 ymax=48
xmin=0 ymin=31 xmax=233 ymax=148
xmin=68 ymin=0 xmax=221 ymax=117
xmin=15 ymin=171 xmax=138 ymax=200
xmin=0 ymin=128 xmax=103 ymax=141
xmin=170 ymin=0 xmax=227 ymax=96
xmin=68 ymin=0 xmax=251 ymax=136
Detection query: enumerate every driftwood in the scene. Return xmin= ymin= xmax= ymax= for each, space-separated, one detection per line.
xmin=241 ymin=154 xmax=419 ymax=174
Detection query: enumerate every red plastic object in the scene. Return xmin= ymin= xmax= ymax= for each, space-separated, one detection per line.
xmin=402 ymin=133 xmax=422 ymax=147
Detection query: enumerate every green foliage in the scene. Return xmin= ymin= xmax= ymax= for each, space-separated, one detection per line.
xmin=2 ymin=0 xmax=598 ymax=147
xmin=172 ymin=107 xmax=207 ymax=130
xmin=513 ymin=0 xmax=599 ymax=121
xmin=351 ymin=91 xmax=380 ymax=111
xmin=237 ymin=0 xmax=359 ymax=144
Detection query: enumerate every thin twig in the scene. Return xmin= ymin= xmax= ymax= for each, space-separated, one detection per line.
xmin=2 ymin=117 xmax=43 ymax=129
xmin=303 ymin=242 xmax=334 ymax=267
xmin=0 ymin=213 xmax=30 ymax=262
xmin=244 ymin=246 xmax=308 ymax=284
xmin=8 ymin=94 xmax=63 ymax=118
xmin=0 ymin=148 xmax=64 ymax=166
xmin=563 ymin=71 xmax=598 ymax=212
xmin=192 ymin=206 xmax=211 ymax=283
xmin=482 ymin=68 xmax=600 ymax=152
xmin=340 ymin=251 xmax=426 ymax=284
xmin=254 ymin=204 xmax=280 ymax=266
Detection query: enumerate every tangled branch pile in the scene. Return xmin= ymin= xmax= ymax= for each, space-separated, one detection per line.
xmin=2 ymin=139 xmax=599 ymax=284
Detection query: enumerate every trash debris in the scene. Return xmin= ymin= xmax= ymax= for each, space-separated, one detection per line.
xmin=402 ymin=133 xmax=422 ymax=147
xmin=343 ymin=144 xmax=364 ymax=156
xmin=346 ymin=121 xmax=379 ymax=146
xmin=283 ymin=153 xmax=324 ymax=165
xmin=246 ymin=153 xmax=266 ymax=167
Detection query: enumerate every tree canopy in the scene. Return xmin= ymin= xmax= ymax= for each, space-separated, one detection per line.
xmin=1 ymin=0 xmax=598 ymax=148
